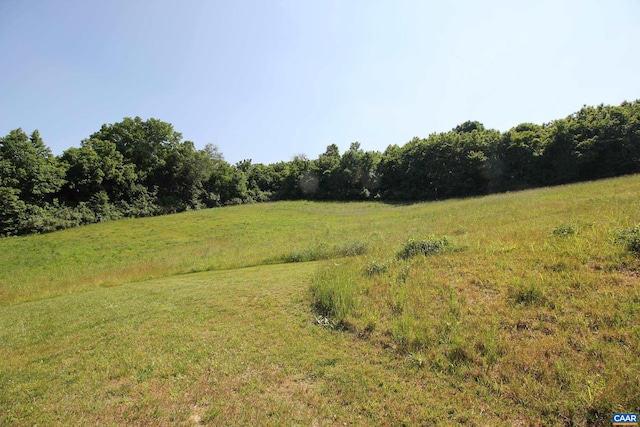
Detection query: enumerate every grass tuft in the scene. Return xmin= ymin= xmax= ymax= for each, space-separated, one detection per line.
xmin=552 ymin=224 xmax=576 ymax=236
xmin=365 ymin=260 xmax=390 ymax=277
xmin=511 ymin=280 xmax=546 ymax=306
xmin=276 ymin=240 xmax=367 ymax=264
xmin=615 ymin=225 xmax=640 ymax=254
xmin=396 ymin=236 xmax=450 ymax=260
xmin=311 ymin=262 xmax=365 ymax=327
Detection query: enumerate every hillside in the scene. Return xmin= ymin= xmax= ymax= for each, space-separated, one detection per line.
xmin=1 ymin=175 xmax=639 ymax=425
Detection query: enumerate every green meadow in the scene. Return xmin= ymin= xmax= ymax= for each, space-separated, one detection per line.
xmin=1 ymin=175 xmax=639 ymax=425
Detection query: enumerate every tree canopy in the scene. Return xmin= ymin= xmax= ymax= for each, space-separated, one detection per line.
xmin=1 ymin=100 xmax=640 ymax=236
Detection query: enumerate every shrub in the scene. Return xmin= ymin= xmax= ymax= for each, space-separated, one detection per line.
xmin=396 ymin=236 xmax=450 ymax=260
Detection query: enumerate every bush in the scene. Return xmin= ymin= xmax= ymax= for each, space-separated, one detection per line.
xmin=396 ymin=236 xmax=450 ymax=260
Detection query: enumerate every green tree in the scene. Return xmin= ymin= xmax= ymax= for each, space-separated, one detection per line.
xmin=314 ymin=144 xmax=342 ymax=198
xmin=0 ymin=129 xmax=66 ymax=236
xmin=377 ymin=143 xmax=408 ymax=199
xmin=279 ymin=154 xmax=315 ymax=199
xmin=153 ymin=141 xmax=212 ymax=211
xmin=542 ymin=119 xmax=579 ymax=184
xmin=0 ymin=187 xmax=28 ymax=236
xmin=377 ymin=125 xmax=499 ymax=200
xmin=453 ymin=120 xmax=485 ymax=134
xmin=497 ymin=123 xmax=547 ymax=190
xmin=60 ymin=139 xmax=137 ymax=205
xmin=572 ymin=102 xmax=640 ymax=180
xmin=88 ymin=117 xmax=214 ymax=212
xmin=89 ymin=117 xmax=183 ymax=187
xmin=0 ymin=129 xmax=65 ymax=205
xmin=339 ymin=142 xmax=380 ymax=199
xmin=203 ymin=160 xmax=248 ymax=206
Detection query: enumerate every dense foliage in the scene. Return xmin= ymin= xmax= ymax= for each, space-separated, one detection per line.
xmin=1 ymin=100 xmax=640 ymax=236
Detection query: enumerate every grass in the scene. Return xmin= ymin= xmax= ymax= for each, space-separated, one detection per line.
xmin=1 ymin=175 xmax=640 ymax=425
xmin=0 ymin=201 xmax=377 ymax=305
xmin=0 ymin=263 xmax=507 ymax=426
xmin=311 ymin=176 xmax=640 ymax=425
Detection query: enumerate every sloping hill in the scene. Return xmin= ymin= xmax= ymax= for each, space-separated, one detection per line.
xmin=1 ymin=175 xmax=639 ymax=425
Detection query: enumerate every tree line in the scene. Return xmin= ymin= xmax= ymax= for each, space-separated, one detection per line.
xmin=1 ymin=100 xmax=639 ymax=237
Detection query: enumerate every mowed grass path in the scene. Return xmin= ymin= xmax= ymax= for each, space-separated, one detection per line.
xmin=1 ymin=175 xmax=640 ymax=425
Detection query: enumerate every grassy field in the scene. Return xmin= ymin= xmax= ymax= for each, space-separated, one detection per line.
xmin=1 ymin=175 xmax=639 ymax=425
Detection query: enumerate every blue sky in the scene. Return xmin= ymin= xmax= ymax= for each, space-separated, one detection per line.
xmin=1 ymin=0 xmax=639 ymax=165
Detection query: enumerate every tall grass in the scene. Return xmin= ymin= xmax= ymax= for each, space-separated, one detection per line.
xmin=310 ymin=175 xmax=640 ymax=425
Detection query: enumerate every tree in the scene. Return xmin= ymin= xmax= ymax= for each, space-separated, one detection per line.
xmin=377 ymin=127 xmax=499 ymax=200
xmin=453 ymin=121 xmax=485 ymax=134
xmin=0 ymin=186 xmax=27 ymax=236
xmin=0 ymin=129 xmax=65 ymax=205
xmin=203 ymin=160 xmax=248 ymax=205
xmin=497 ymin=123 xmax=547 ymax=190
xmin=543 ymin=119 xmax=579 ymax=184
xmin=280 ymin=154 xmax=314 ymax=199
xmin=60 ymin=139 xmax=137 ymax=205
xmin=250 ymin=161 xmax=292 ymax=200
xmin=572 ymin=103 xmax=640 ymax=180
xmin=88 ymin=117 xmax=213 ymax=211
xmin=377 ymin=143 xmax=407 ymax=199
xmin=339 ymin=142 xmax=380 ymax=199
xmin=204 ymin=143 xmax=225 ymax=162
xmin=0 ymin=129 xmax=66 ymax=235
xmin=314 ymin=144 xmax=342 ymax=198
xmin=153 ymin=141 xmax=212 ymax=211
xmin=89 ymin=117 xmax=183 ymax=186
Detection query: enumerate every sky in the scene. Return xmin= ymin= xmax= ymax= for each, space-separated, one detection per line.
xmin=1 ymin=0 xmax=639 ymax=165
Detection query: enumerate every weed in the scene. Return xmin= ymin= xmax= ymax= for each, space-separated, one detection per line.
xmin=311 ymin=264 xmax=364 ymax=326
xmin=338 ymin=240 xmax=367 ymax=257
xmin=201 ymin=407 xmax=221 ymax=423
xmin=446 ymin=340 xmax=471 ymax=367
xmin=552 ymin=224 xmax=576 ymax=236
xmin=615 ymin=226 xmax=640 ymax=254
xmin=511 ymin=281 xmax=546 ymax=306
xmin=396 ymin=236 xmax=450 ymax=260
xmin=397 ymin=264 xmax=411 ymax=283
xmin=278 ymin=240 xmax=367 ymax=264
xmin=405 ymin=352 xmax=425 ymax=368
xmin=390 ymin=314 xmax=429 ymax=351
xmin=365 ymin=260 xmax=389 ymax=277
xmin=553 ymin=360 xmax=572 ymax=391
xmin=477 ymin=323 xmax=502 ymax=367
